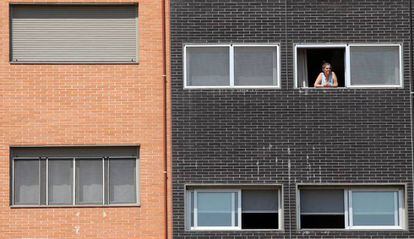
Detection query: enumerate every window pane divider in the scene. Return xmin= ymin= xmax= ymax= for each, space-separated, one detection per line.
xmin=344 ymin=189 xmax=350 ymax=229
xmin=345 ymin=45 xmax=351 ymax=87
xmin=194 ymin=191 xmax=198 ymax=228
xmin=107 ymin=157 xmax=111 ymax=205
xmin=38 ymin=157 xmax=41 ymax=205
xmin=45 ymin=157 xmax=49 ymax=206
xmin=394 ymin=191 xmax=399 ymax=226
xmin=237 ymin=190 xmax=242 ymax=228
xmin=102 ymin=157 xmax=105 ymax=206
xmin=229 ymin=45 xmax=234 ymax=87
xmin=399 ymin=190 xmax=404 ymax=228
xmin=231 ymin=192 xmax=235 ymax=226
xmin=72 ymin=157 xmax=76 ymax=206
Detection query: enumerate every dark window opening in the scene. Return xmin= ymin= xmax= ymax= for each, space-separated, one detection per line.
xmin=242 ymin=213 xmax=279 ymax=229
xmin=301 ymin=215 xmax=345 ymax=229
xmin=297 ymin=48 xmax=345 ymax=88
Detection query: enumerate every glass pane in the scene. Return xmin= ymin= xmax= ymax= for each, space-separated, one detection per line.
xmin=48 ymin=159 xmax=73 ymax=205
xmin=350 ymin=46 xmax=400 ymax=85
xmin=242 ymin=189 xmax=278 ymax=212
xmin=300 ymin=189 xmax=344 ymax=214
xmin=14 ymin=159 xmax=40 ymax=205
xmin=234 ymin=47 xmax=277 ymax=86
xmin=186 ymin=47 xmax=229 ymax=86
xmin=352 ymin=191 xmax=396 ymax=226
xmin=197 ymin=192 xmax=234 ymax=227
xmin=76 ymin=158 xmax=103 ymax=204
xmin=109 ymin=158 xmax=136 ymax=204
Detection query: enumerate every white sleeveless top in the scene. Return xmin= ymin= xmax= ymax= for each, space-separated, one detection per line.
xmin=321 ymin=73 xmax=333 ymax=85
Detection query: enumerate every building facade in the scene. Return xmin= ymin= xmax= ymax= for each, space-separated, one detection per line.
xmin=0 ymin=0 xmax=170 ymax=238
xmin=171 ymin=0 xmax=414 ymax=238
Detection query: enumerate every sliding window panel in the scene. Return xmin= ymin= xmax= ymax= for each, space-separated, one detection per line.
xmin=300 ymin=189 xmax=345 ymax=229
xmin=186 ymin=47 xmax=229 ymax=86
xmin=14 ymin=159 xmax=40 ymax=205
xmin=351 ymin=191 xmax=397 ymax=226
xmin=76 ymin=158 xmax=103 ymax=204
xmin=350 ymin=46 xmax=400 ymax=86
xmin=109 ymin=158 xmax=136 ymax=204
xmin=242 ymin=190 xmax=279 ymax=229
xmin=48 ymin=159 xmax=73 ymax=205
xmin=197 ymin=192 xmax=236 ymax=227
xmin=234 ymin=47 xmax=278 ymax=86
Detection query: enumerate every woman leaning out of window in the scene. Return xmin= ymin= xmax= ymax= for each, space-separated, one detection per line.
xmin=314 ymin=62 xmax=338 ymax=88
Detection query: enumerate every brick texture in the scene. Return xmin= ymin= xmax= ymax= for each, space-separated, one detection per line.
xmin=171 ymin=0 xmax=413 ymax=238
xmin=0 ymin=0 xmax=170 ymax=238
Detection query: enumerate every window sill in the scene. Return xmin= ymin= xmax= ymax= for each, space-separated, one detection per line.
xmin=11 ymin=203 xmax=140 ymax=209
xmin=298 ymin=86 xmax=403 ymax=90
xmin=189 ymin=228 xmax=283 ymax=232
xmin=10 ymin=61 xmax=139 ymax=65
xmin=184 ymin=86 xmax=281 ymax=90
xmin=299 ymin=228 xmax=406 ymax=232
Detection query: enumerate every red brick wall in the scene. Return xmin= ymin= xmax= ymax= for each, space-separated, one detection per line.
xmin=0 ymin=0 xmax=170 ymax=238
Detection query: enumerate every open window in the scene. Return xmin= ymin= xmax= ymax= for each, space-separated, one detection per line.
xmin=186 ymin=187 xmax=281 ymax=230
xmin=296 ymin=45 xmax=346 ymax=88
xmin=295 ymin=44 xmax=402 ymax=88
xmin=298 ymin=186 xmax=405 ymax=230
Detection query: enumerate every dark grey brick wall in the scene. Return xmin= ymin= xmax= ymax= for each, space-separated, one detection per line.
xmin=171 ymin=0 xmax=414 ymax=238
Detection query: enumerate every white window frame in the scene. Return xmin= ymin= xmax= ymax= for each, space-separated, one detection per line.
xmin=11 ymin=156 xmax=140 ymax=207
xmin=294 ymin=43 xmax=403 ymax=89
xmin=347 ymin=189 xmax=404 ymax=230
xmin=189 ymin=189 xmax=242 ymax=230
xmin=186 ymin=188 xmax=282 ymax=231
xmin=298 ymin=187 xmax=405 ymax=230
xmin=184 ymin=44 xmax=281 ymax=89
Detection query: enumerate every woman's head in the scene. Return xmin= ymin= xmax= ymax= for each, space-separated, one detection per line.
xmin=322 ymin=62 xmax=332 ymax=75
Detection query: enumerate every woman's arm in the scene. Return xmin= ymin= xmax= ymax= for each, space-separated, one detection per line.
xmin=314 ymin=73 xmax=323 ymax=88
xmin=332 ymin=72 xmax=338 ymax=87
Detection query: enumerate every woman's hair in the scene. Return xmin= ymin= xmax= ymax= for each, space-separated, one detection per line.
xmin=322 ymin=62 xmax=331 ymax=71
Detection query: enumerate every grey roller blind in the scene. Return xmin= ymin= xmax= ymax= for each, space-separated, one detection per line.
xmin=48 ymin=159 xmax=73 ymax=205
xmin=11 ymin=4 xmax=138 ymax=63
xmin=242 ymin=190 xmax=278 ymax=213
xmin=350 ymin=46 xmax=400 ymax=86
xmin=234 ymin=47 xmax=278 ymax=86
xmin=186 ymin=47 xmax=230 ymax=86
xmin=76 ymin=158 xmax=103 ymax=204
xmin=109 ymin=158 xmax=136 ymax=204
xmin=14 ymin=159 xmax=40 ymax=205
xmin=300 ymin=189 xmax=344 ymax=214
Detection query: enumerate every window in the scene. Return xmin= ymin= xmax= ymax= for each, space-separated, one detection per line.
xmin=184 ymin=44 xmax=280 ymax=88
xmin=11 ymin=146 xmax=139 ymax=206
xmin=186 ymin=187 xmax=280 ymax=230
xmin=295 ymin=44 xmax=402 ymax=88
xmin=10 ymin=4 xmax=138 ymax=63
xmin=300 ymin=189 xmax=345 ymax=229
xmin=299 ymin=187 xmax=405 ymax=230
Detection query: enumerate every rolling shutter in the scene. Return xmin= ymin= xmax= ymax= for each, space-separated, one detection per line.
xmin=10 ymin=4 xmax=138 ymax=63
